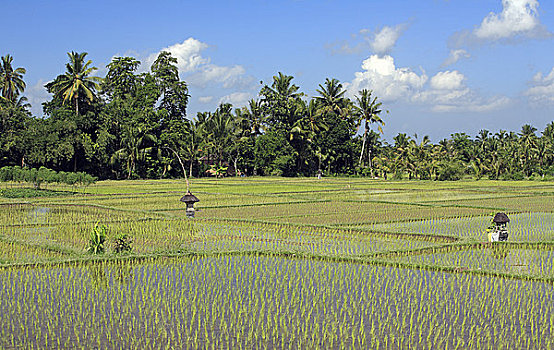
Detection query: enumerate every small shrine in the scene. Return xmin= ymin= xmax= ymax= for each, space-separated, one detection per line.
xmin=489 ymin=212 xmax=509 ymax=242
xmin=180 ymin=191 xmax=199 ymax=218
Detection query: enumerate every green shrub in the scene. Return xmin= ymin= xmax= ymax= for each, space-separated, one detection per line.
xmin=87 ymin=224 xmax=107 ymax=254
xmin=437 ymin=162 xmax=464 ymax=181
xmin=112 ymin=233 xmax=132 ymax=254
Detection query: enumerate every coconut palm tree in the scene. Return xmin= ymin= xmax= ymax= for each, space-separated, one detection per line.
xmin=290 ymin=99 xmax=328 ymax=173
xmin=315 ymin=78 xmax=348 ymax=117
xmin=45 ymin=51 xmax=102 ymax=116
xmin=270 ymin=72 xmax=301 ymax=99
xmin=261 ymin=72 xmax=302 ymax=129
xmin=205 ymin=103 xmax=236 ymax=166
xmin=0 ymin=54 xmax=26 ymax=104
xmin=111 ymin=124 xmax=156 ymax=179
xmin=355 ymin=89 xmax=386 ymax=168
xmin=519 ymin=124 xmax=538 ymax=176
xmin=244 ymin=99 xmax=266 ymax=137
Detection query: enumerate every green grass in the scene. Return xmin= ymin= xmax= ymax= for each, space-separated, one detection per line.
xmin=0 ymin=187 xmax=75 ymax=198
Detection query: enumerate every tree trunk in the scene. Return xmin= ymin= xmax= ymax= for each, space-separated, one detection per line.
xmin=359 ymin=121 xmax=368 ymax=167
xmin=318 ymin=153 xmax=321 ymax=173
xmin=165 ymin=147 xmax=189 ymax=191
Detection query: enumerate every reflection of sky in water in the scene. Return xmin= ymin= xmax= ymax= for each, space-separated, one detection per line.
xmin=185 ymin=223 xmax=433 ymax=256
xmin=27 ymin=207 xmax=50 ymax=222
xmin=393 ymin=248 xmax=554 ymax=277
xmin=22 ymin=207 xmax=52 ymax=239
xmin=373 ymin=212 xmax=554 ymax=241
xmin=0 ymin=256 xmax=553 ymax=348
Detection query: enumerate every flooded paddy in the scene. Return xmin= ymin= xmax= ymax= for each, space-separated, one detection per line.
xmin=1 ymin=255 xmax=553 ymax=349
xmin=3 ymin=178 xmax=554 ymax=348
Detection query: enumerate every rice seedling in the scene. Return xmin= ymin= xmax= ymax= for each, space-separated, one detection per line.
xmin=2 ymin=178 xmax=554 ymax=347
xmin=1 ymin=255 xmax=553 ymax=348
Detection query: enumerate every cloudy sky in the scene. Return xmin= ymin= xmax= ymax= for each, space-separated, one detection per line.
xmin=3 ymin=0 xmax=554 ymax=141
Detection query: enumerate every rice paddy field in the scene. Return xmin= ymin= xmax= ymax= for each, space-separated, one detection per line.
xmin=2 ymin=177 xmax=554 ymax=348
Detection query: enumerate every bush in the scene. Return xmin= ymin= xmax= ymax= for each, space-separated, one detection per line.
xmin=87 ymin=224 xmax=107 ymax=254
xmin=112 ymin=233 xmax=133 ymax=254
xmin=0 ymin=188 xmax=73 ymax=198
xmin=501 ymin=171 xmax=525 ymax=181
xmin=437 ymin=162 xmax=464 ymax=181
xmin=0 ymin=166 xmax=96 ymax=189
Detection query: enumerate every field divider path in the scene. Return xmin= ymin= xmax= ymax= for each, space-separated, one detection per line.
xmin=342 ymin=198 xmax=508 ymax=212
xmin=192 ymin=217 xmax=459 ymax=243
xmin=0 ymin=217 xmax=169 ymax=229
xmin=174 ymin=199 xmax=328 ymax=211
xmin=21 ymin=201 xmax=173 ymax=219
xmin=2 ymin=246 xmax=554 ymax=284
xmin=0 ymin=233 xmax=83 ymax=258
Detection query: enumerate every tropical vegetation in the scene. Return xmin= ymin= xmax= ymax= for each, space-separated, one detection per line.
xmin=2 ymin=51 xmax=554 ymax=181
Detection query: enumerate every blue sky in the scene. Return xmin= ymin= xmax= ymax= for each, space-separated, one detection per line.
xmin=4 ymin=0 xmax=554 ymax=141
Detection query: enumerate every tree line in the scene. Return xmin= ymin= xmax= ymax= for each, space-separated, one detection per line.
xmin=1 ymin=51 xmax=553 ymax=180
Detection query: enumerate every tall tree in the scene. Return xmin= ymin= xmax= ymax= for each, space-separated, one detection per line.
xmin=260 ymin=72 xmax=302 ymax=130
xmin=45 ymin=52 xmax=102 ymax=116
xmin=0 ymin=54 xmax=26 ymax=104
xmin=102 ymin=56 xmax=141 ymax=101
xmin=315 ymin=78 xmax=348 ymax=117
xmin=355 ymin=89 xmax=385 ymax=168
xmin=151 ymin=51 xmax=190 ymax=124
xmin=244 ymin=99 xmax=266 ymax=137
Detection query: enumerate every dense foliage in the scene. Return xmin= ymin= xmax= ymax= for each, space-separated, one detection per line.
xmin=2 ymin=52 xmax=554 ymax=180
xmin=0 ymin=166 xmax=96 ymax=189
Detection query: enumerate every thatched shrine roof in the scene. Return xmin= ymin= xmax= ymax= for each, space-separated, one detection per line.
xmin=493 ymin=212 xmax=510 ymax=224
xmin=180 ymin=191 xmax=199 ymax=203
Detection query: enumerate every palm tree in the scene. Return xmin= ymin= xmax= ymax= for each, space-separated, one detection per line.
xmin=392 ymin=133 xmax=410 ymax=178
xmin=315 ymin=78 xmax=348 ymax=117
xmin=355 ymin=89 xmax=386 ymax=168
xmin=261 ymin=72 xmax=302 ymax=129
xmin=45 ymin=51 xmax=102 ymax=116
xmin=519 ymin=124 xmax=538 ymax=176
xmin=111 ymin=124 xmax=156 ymax=179
xmin=290 ymin=99 xmax=328 ymax=173
xmin=244 ymin=99 xmax=266 ymax=137
xmin=0 ymin=54 xmax=26 ymax=104
xmin=291 ymin=100 xmax=328 ymax=140
xmin=205 ymin=103 xmax=236 ymax=166
xmin=270 ymin=72 xmax=301 ymax=99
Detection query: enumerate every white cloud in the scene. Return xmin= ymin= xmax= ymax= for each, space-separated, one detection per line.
xmin=451 ymin=0 xmax=551 ymax=46
xmin=413 ymin=71 xmax=510 ymax=112
xmin=345 ymin=55 xmax=428 ymax=102
xmin=145 ymin=37 xmax=250 ymax=89
xmin=442 ymin=49 xmax=470 ymax=66
xmin=218 ymin=92 xmax=252 ymax=107
xmin=198 ymin=96 xmax=214 ymax=104
xmin=475 ymin=0 xmax=542 ymax=40
xmin=328 ymin=23 xmax=408 ymax=55
xmin=525 ymin=67 xmax=554 ymax=104
xmin=346 ymin=56 xmax=510 ymax=112
xmin=145 ymin=38 xmax=209 ymax=73
xmin=25 ymin=79 xmax=51 ymax=117
xmin=371 ymin=24 xmax=407 ymax=55
xmin=188 ymin=64 xmax=248 ymax=89
xmin=430 ymin=71 xmax=465 ymax=90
